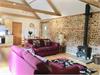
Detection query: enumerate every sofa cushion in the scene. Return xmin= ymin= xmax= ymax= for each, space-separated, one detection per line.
xmin=22 ymin=50 xmax=41 ymax=69
xmin=28 ymin=39 xmax=33 ymax=44
xmin=40 ymin=39 xmax=45 ymax=47
xmin=44 ymin=39 xmax=52 ymax=46
xmin=32 ymin=40 xmax=41 ymax=48
xmin=11 ymin=45 xmax=24 ymax=57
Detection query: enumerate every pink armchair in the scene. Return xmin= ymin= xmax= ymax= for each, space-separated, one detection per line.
xmin=8 ymin=46 xmax=40 ymax=75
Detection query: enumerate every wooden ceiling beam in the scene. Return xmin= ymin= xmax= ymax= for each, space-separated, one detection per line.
xmin=0 ymin=12 xmax=35 ymax=19
xmin=47 ymin=0 xmax=61 ymax=16
xmin=28 ymin=0 xmax=36 ymax=4
xmin=0 ymin=0 xmax=35 ymax=14
xmin=80 ymin=0 xmax=100 ymax=8
xmin=0 ymin=0 xmax=59 ymax=16
xmin=21 ymin=0 xmax=40 ymax=19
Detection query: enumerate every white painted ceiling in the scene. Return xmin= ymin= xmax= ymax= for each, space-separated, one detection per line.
xmin=25 ymin=0 xmax=100 ymax=19
xmin=0 ymin=0 xmax=100 ymax=19
xmin=30 ymin=0 xmax=54 ymax=12
xmin=7 ymin=0 xmax=24 ymax=3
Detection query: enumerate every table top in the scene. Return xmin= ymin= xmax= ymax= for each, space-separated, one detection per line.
xmin=86 ymin=63 xmax=100 ymax=75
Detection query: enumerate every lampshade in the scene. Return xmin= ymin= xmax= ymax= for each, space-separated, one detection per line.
xmin=0 ymin=17 xmax=4 ymax=25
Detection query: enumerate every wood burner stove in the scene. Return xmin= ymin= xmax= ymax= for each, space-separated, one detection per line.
xmin=77 ymin=4 xmax=92 ymax=60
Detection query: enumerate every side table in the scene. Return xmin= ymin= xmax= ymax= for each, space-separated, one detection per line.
xmin=59 ymin=45 xmax=66 ymax=53
xmin=87 ymin=63 xmax=100 ymax=75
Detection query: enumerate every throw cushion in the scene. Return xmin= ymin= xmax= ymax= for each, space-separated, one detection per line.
xmin=36 ymin=40 xmax=41 ymax=47
xmin=33 ymin=40 xmax=41 ymax=48
xmin=44 ymin=39 xmax=51 ymax=46
xmin=32 ymin=40 xmax=37 ymax=47
xmin=28 ymin=39 xmax=33 ymax=44
xmin=40 ymin=39 xmax=45 ymax=47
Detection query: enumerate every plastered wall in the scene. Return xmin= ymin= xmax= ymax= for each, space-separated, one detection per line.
xmin=2 ymin=16 xmax=40 ymax=43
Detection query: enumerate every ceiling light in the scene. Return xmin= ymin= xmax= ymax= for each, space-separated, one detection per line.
xmin=0 ymin=18 xmax=3 ymax=24
xmin=12 ymin=3 xmax=16 ymax=5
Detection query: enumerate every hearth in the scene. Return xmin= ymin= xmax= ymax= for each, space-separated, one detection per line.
xmin=77 ymin=4 xmax=92 ymax=60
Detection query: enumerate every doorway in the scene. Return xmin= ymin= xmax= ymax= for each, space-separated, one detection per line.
xmin=12 ymin=22 xmax=22 ymax=45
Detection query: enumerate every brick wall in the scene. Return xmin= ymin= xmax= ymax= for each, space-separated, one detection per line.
xmin=45 ymin=12 xmax=100 ymax=55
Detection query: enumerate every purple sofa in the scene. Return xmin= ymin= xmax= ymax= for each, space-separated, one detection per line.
xmin=27 ymin=39 xmax=60 ymax=56
xmin=8 ymin=46 xmax=38 ymax=75
xmin=8 ymin=45 xmax=80 ymax=75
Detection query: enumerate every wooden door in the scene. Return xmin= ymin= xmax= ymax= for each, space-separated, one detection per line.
xmin=12 ymin=22 xmax=22 ymax=45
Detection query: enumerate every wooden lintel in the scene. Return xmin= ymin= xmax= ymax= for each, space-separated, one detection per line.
xmin=21 ymin=0 xmax=40 ymax=19
xmin=0 ymin=0 xmax=59 ymax=16
xmin=47 ymin=0 xmax=61 ymax=16
xmin=0 ymin=12 xmax=35 ymax=19
xmin=80 ymin=0 xmax=100 ymax=8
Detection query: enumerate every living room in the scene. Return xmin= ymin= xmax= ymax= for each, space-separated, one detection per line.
xmin=0 ymin=0 xmax=100 ymax=75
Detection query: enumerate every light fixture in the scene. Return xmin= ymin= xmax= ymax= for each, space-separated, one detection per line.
xmin=29 ymin=23 xmax=34 ymax=28
xmin=12 ymin=3 xmax=16 ymax=5
xmin=0 ymin=18 xmax=3 ymax=25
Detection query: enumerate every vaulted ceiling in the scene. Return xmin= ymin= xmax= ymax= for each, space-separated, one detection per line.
xmin=0 ymin=0 xmax=100 ymax=20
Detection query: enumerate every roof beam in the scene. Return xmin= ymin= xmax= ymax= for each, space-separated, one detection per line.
xmin=28 ymin=0 xmax=36 ymax=4
xmin=0 ymin=12 xmax=35 ymax=19
xmin=47 ymin=0 xmax=61 ymax=16
xmin=21 ymin=0 xmax=40 ymax=19
xmin=80 ymin=0 xmax=100 ymax=8
xmin=0 ymin=0 xmax=59 ymax=16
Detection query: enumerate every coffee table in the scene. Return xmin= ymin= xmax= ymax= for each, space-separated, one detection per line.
xmin=86 ymin=63 xmax=100 ymax=75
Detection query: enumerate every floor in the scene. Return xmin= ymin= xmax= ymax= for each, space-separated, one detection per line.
xmin=0 ymin=47 xmax=100 ymax=75
xmin=0 ymin=47 xmax=11 ymax=75
xmin=0 ymin=60 xmax=11 ymax=75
